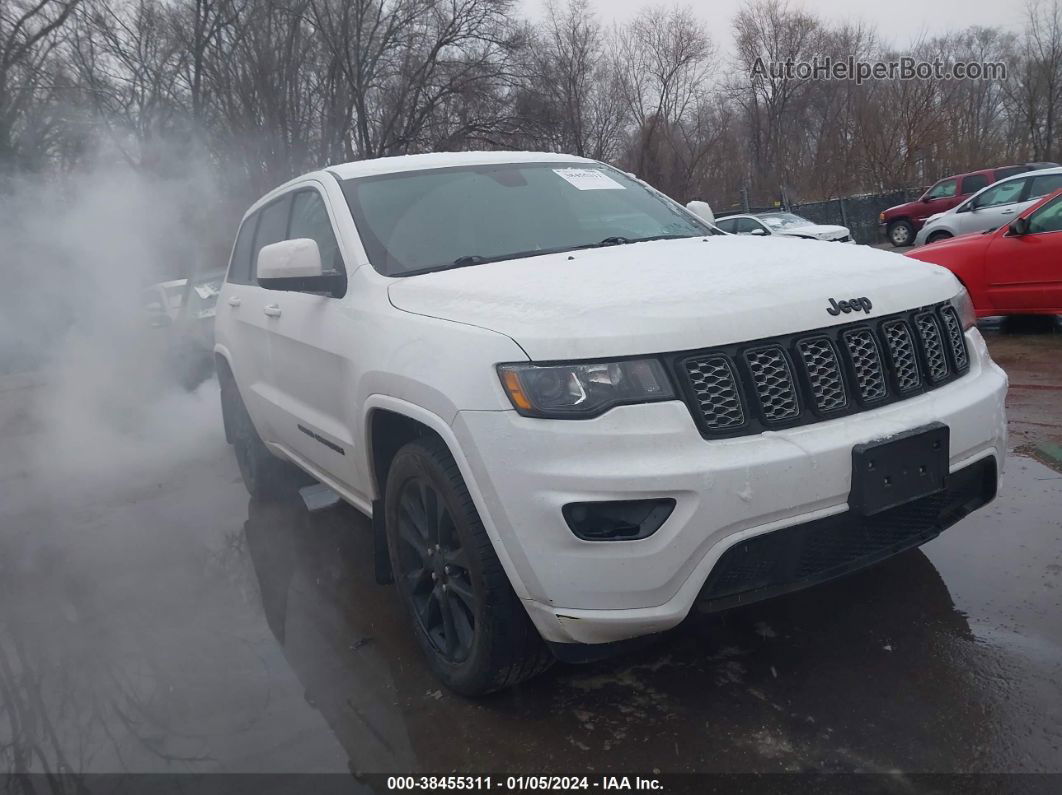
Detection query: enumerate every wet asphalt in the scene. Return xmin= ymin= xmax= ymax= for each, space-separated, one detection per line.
xmin=0 ymin=324 xmax=1060 ymax=778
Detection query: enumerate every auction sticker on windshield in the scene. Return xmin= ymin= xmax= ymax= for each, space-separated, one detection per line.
xmin=553 ymin=168 xmax=625 ymax=190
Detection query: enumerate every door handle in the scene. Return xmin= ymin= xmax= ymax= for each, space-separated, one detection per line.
xmin=1000 ymin=209 xmax=1015 ymax=215
xmin=263 ymin=304 xmax=282 ymax=318
xmin=227 ymin=296 xmax=241 ymax=307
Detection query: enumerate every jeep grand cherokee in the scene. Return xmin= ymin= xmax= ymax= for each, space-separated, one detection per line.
xmin=214 ymin=151 xmax=1007 ymax=694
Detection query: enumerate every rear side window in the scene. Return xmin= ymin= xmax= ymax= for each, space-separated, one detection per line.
xmin=226 ymin=215 xmax=258 ymax=285
xmin=737 ymin=218 xmax=764 ymax=233
xmin=961 ymin=174 xmax=989 ymax=194
xmin=250 ymin=197 xmax=293 ymax=280
xmin=289 ymin=190 xmax=344 ymax=273
xmin=716 ymin=218 xmax=737 ymax=233
xmin=1027 ymin=173 xmax=1062 ymax=200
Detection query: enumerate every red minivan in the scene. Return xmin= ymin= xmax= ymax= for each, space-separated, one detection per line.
xmin=880 ymin=163 xmax=1059 ymax=247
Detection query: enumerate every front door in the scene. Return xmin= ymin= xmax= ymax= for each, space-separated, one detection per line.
xmin=257 ymin=184 xmax=362 ymax=493
xmin=985 ymin=193 xmax=1062 ymax=313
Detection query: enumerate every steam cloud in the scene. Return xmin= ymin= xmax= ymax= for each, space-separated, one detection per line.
xmin=0 ymin=147 xmax=233 ymax=494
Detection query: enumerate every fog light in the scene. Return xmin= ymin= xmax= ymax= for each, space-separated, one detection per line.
xmin=563 ymin=498 xmax=676 ymax=541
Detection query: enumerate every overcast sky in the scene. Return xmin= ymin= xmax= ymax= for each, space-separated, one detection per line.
xmin=520 ymin=0 xmax=1023 ymax=57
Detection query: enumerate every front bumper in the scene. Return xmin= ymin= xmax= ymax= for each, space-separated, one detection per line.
xmin=452 ymin=330 xmax=1007 ymax=644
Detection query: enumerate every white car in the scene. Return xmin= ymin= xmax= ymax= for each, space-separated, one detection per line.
xmin=914 ymin=167 xmax=1062 ymax=246
xmin=141 ymin=278 xmax=187 ymax=327
xmin=215 ymin=151 xmax=1007 ymax=694
xmin=714 ymin=212 xmax=855 ymax=243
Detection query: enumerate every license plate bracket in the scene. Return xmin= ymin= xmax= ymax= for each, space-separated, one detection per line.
xmin=850 ymin=423 xmax=949 ymax=516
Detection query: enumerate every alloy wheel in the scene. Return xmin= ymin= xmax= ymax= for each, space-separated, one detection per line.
xmin=396 ymin=478 xmax=477 ymax=662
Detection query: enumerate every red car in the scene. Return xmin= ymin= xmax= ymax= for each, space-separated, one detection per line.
xmin=905 ymin=189 xmax=1062 ymax=317
xmin=880 ymin=163 xmax=1058 ymax=247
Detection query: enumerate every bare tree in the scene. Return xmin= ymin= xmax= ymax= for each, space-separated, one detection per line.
xmin=0 ymin=0 xmax=80 ymax=172
xmin=615 ymin=4 xmax=713 ymax=195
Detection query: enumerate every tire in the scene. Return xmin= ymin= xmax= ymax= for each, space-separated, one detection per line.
xmin=384 ymin=437 xmax=553 ymax=695
xmin=887 ymin=220 xmax=915 ymax=247
xmin=221 ymin=374 xmax=295 ymax=500
xmin=926 ymin=231 xmax=953 ymax=244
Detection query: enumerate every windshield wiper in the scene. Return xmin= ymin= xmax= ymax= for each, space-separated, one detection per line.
xmin=397 ymin=247 xmax=574 ymax=277
xmin=394 ymin=234 xmax=696 ymax=277
xmin=574 ymin=233 xmax=691 ymax=250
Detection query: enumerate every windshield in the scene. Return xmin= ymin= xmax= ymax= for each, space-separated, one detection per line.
xmin=758 ymin=212 xmax=811 ymax=229
xmin=340 ymin=162 xmax=713 ymax=276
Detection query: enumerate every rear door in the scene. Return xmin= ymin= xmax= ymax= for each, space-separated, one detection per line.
xmin=985 ymin=193 xmax=1062 ymax=312
xmin=218 ymin=209 xmax=273 ymax=440
xmin=959 ymin=173 xmax=990 ymax=199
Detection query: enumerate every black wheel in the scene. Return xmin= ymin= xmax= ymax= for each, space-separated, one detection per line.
xmin=926 ymin=231 xmax=953 ymax=244
xmin=887 ymin=220 xmax=914 ymax=247
xmin=384 ymin=437 xmax=553 ymax=695
xmin=221 ymin=374 xmax=295 ymax=500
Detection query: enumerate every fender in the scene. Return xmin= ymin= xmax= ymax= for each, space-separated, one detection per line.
xmin=361 ymin=394 xmax=534 ymax=602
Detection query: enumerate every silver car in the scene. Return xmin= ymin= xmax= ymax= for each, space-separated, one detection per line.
xmin=915 ymin=167 xmax=1062 ymax=246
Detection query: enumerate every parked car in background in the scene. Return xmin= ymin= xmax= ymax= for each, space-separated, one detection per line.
xmin=905 ymin=189 xmax=1062 ymax=317
xmin=170 ymin=269 xmax=225 ymax=389
xmin=914 ymin=167 xmax=1062 ymax=246
xmin=141 ymin=279 xmax=187 ymax=327
xmin=879 ymin=163 xmax=1060 ymax=247
xmin=714 ymin=212 xmax=854 ymax=242
xmin=215 ymin=150 xmax=1006 ymax=695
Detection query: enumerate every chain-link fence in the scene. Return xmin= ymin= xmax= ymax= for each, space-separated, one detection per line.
xmin=717 ymin=188 xmax=925 ymax=245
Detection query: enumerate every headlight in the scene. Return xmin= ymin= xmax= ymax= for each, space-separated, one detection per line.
xmin=950 ymin=286 xmax=976 ymax=330
xmin=498 ymin=359 xmax=675 ymax=418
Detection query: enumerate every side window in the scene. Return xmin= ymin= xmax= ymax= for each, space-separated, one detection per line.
xmin=736 ymin=218 xmax=761 ymax=233
xmin=716 ymin=218 xmax=736 ymax=233
xmin=975 ymin=179 xmax=1025 ymax=209
xmin=995 ymin=166 xmax=1029 ymax=180
xmin=289 ymin=190 xmax=344 ymax=273
xmin=1027 ymin=194 xmax=1062 ymax=234
xmin=925 ymin=178 xmax=958 ymax=200
xmin=226 ymin=214 xmax=258 ymax=285
xmin=250 ymin=196 xmax=293 ymax=281
xmin=1027 ymin=174 xmax=1062 ymax=200
xmin=961 ymin=174 xmax=989 ymax=194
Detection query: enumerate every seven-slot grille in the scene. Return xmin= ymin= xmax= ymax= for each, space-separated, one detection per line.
xmin=679 ymin=301 xmax=969 ymax=438
xmin=685 ymin=355 xmax=745 ymax=430
xmin=796 ymin=338 xmax=847 ymax=412
xmin=744 ymin=346 xmax=800 ymax=421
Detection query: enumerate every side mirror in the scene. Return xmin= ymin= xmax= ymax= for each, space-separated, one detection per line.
xmin=1007 ymin=217 xmax=1030 ymax=236
xmin=956 ymin=203 xmax=970 ymax=213
xmin=686 ymin=200 xmax=715 ymax=225
xmin=921 ymin=195 xmax=932 ymax=203
xmin=257 ymin=238 xmax=345 ymax=296
xmin=749 ymin=227 xmax=768 ymax=236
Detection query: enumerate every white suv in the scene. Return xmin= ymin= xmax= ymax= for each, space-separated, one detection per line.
xmin=215 ymin=151 xmax=1008 ymax=694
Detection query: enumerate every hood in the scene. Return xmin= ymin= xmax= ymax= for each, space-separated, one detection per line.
xmin=884 ymin=199 xmax=923 ymax=217
xmin=387 ymin=236 xmax=961 ymax=360
xmin=777 ymin=223 xmax=849 ymax=240
xmin=907 ymin=230 xmax=989 ymax=260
